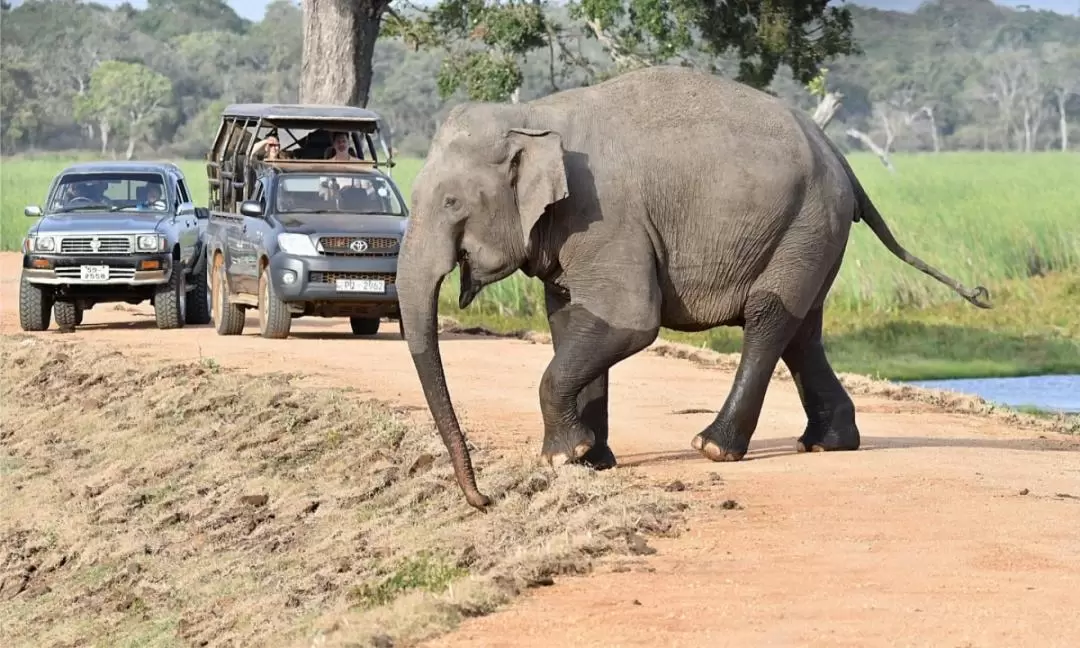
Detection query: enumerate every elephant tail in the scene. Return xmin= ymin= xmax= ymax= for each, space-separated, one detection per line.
xmin=851 ymin=177 xmax=993 ymax=309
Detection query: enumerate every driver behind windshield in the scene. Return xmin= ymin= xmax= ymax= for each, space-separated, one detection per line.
xmin=137 ymin=183 xmax=165 ymax=210
xmin=55 ymin=181 xmax=103 ymax=209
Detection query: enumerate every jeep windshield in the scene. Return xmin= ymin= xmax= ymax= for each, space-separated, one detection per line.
xmin=275 ymin=173 xmax=405 ymax=216
xmin=48 ymin=172 xmax=170 ymax=214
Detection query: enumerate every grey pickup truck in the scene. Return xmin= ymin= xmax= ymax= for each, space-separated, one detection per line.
xmin=19 ymin=161 xmax=211 ymax=331
xmin=202 ymin=103 xmax=408 ymax=339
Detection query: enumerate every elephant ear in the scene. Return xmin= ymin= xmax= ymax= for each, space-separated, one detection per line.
xmin=506 ymin=127 xmax=568 ymax=249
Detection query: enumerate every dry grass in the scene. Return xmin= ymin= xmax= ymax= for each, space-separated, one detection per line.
xmin=0 ymin=335 xmax=687 ymax=648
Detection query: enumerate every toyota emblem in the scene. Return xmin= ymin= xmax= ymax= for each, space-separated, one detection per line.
xmin=90 ymin=237 xmax=101 ymax=252
xmin=349 ymin=239 xmax=369 ymax=253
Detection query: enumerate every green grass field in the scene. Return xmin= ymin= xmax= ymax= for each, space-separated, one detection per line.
xmin=3 ymin=150 xmax=1078 ymax=380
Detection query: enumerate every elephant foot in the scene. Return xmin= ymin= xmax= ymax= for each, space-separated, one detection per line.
xmin=579 ymin=443 xmax=617 ymax=470
xmin=691 ymin=427 xmax=748 ymax=463
xmin=796 ymin=422 xmax=861 ymax=454
xmin=541 ymin=423 xmax=596 ymax=468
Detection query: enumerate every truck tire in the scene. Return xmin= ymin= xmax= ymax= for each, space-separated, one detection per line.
xmin=19 ymin=275 xmax=53 ymax=331
xmin=258 ymin=265 xmax=292 ymax=339
xmin=154 ymin=265 xmax=186 ymax=330
xmin=185 ymin=263 xmax=212 ymax=325
xmin=350 ymin=317 xmax=381 ymax=336
xmin=54 ymin=301 xmax=81 ymax=331
xmin=211 ymin=254 xmax=245 ymax=336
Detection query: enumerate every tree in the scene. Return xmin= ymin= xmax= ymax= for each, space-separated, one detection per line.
xmin=568 ymin=0 xmax=859 ymax=89
xmin=300 ymin=0 xmax=393 ymax=106
xmin=385 ymin=0 xmax=558 ymax=102
xmin=1043 ymin=41 xmax=1080 ymax=151
xmin=75 ymin=61 xmax=174 ymax=159
xmin=0 ymin=49 xmax=42 ymax=150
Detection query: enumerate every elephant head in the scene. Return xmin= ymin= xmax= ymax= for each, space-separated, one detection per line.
xmin=396 ymin=104 xmax=569 ymax=509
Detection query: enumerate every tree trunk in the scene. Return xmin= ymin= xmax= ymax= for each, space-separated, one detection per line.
xmin=845 ymin=129 xmax=896 ymax=173
xmin=812 ymin=91 xmax=843 ymax=130
xmin=98 ymin=119 xmax=110 ymax=155
xmin=300 ymin=0 xmax=388 ymax=107
xmin=1057 ymin=91 xmax=1069 ymax=152
xmin=125 ymin=135 xmax=136 ymax=160
xmin=926 ymin=109 xmax=940 ymax=153
xmin=1023 ymin=105 xmax=1033 ymax=152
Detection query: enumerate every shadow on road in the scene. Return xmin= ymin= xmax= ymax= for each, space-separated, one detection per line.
xmin=619 ymin=434 xmax=1077 ymax=467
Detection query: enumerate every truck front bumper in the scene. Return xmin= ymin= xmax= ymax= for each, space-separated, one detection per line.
xmin=23 ymin=254 xmax=173 ymax=286
xmin=268 ymin=253 xmax=399 ymax=304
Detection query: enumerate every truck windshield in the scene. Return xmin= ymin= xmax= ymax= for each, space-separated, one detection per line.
xmin=275 ymin=173 xmax=405 ymax=216
xmin=48 ymin=172 xmax=170 ymax=213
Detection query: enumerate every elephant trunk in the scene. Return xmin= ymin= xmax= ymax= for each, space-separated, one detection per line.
xmin=397 ymin=232 xmax=492 ymax=510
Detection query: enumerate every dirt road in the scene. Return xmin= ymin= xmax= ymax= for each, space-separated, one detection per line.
xmin=3 ymin=251 xmax=1078 ymax=648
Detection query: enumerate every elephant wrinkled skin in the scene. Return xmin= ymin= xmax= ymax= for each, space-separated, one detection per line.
xmin=395 ymin=66 xmax=991 ymax=510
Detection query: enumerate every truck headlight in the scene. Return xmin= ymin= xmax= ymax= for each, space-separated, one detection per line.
xmin=32 ymin=236 xmax=55 ymax=252
xmin=137 ymin=234 xmax=164 ymax=251
xmin=277 ymin=233 xmax=318 ymax=256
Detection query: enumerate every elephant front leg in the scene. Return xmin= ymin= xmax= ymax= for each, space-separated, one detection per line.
xmin=540 ymin=292 xmax=658 ymax=467
xmin=545 ymin=285 xmax=616 ymax=468
xmin=693 ymin=291 xmax=803 ymax=461
xmin=781 ymin=307 xmax=861 ymax=453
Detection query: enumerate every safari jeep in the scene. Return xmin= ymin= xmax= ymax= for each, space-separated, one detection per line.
xmin=203 ymin=103 xmax=408 ymax=339
xmin=19 ymin=161 xmax=210 ymax=331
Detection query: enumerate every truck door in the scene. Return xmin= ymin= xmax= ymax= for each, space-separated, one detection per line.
xmin=173 ymin=175 xmax=199 ymax=267
xmin=231 ymin=177 xmax=268 ymax=295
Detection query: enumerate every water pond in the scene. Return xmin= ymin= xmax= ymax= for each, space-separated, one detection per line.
xmin=904 ymin=374 xmax=1080 ymax=415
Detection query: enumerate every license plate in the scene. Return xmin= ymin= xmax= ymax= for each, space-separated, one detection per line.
xmin=335 ymin=278 xmax=386 ymax=293
xmin=80 ymin=265 xmax=109 ymax=281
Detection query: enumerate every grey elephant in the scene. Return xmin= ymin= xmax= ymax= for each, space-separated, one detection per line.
xmin=397 ymin=65 xmax=990 ymax=509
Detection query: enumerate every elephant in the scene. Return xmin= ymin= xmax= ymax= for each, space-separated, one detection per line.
xmin=396 ymin=65 xmax=991 ymax=510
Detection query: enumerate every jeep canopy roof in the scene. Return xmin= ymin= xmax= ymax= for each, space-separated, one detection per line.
xmin=206 ymin=103 xmax=396 ymax=214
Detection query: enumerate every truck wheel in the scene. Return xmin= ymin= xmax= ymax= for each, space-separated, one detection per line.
xmin=54 ymin=301 xmax=81 ymax=331
xmin=350 ymin=317 xmax=381 ymax=336
xmin=185 ymin=264 xmax=212 ymax=325
xmin=154 ymin=265 xmax=186 ymax=330
xmin=258 ymin=265 xmax=292 ymax=339
xmin=211 ymin=255 xmax=245 ymax=336
xmin=19 ymin=275 xmax=53 ymax=331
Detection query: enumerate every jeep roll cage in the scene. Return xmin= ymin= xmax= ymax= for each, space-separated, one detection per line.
xmin=204 ymin=103 xmax=396 ymax=214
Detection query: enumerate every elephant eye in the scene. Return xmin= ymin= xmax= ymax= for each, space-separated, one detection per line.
xmin=443 ymin=195 xmax=459 ymax=209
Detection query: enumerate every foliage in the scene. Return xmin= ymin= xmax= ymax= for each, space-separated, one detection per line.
xmin=568 ymin=0 xmax=859 ymax=88
xmin=73 ymin=61 xmax=174 ymax=158
xmin=2 ymin=0 xmax=1080 ymax=157
xmin=386 ymin=0 xmax=556 ymax=102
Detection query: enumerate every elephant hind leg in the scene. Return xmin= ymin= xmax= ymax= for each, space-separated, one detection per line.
xmin=692 ymin=289 xmax=804 ymax=461
xmin=781 ymin=306 xmax=861 ymax=453
xmin=541 ymin=288 xmax=658 ymax=468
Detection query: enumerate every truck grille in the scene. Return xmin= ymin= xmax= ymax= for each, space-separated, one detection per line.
xmin=60 ymin=236 xmax=134 ymax=254
xmin=309 ymin=271 xmax=396 ymax=285
xmin=317 ymin=236 xmax=398 ymax=257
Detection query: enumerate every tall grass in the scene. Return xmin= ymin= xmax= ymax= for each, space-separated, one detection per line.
xmin=3 ymin=151 xmax=1077 ymax=314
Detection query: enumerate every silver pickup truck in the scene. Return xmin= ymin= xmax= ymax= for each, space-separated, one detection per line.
xmin=19 ymin=161 xmax=211 ymax=331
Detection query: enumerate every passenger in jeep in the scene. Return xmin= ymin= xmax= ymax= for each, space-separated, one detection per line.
xmin=326 ymin=132 xmax=360 ymax=161
xmin=252 ymin=134 xmax=289 ymax=161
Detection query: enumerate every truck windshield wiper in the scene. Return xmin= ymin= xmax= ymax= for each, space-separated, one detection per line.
xmin=286 ymin=208 xmax=336 ymax=214
xmin=58 ymin=204 xmax=113 ymax=213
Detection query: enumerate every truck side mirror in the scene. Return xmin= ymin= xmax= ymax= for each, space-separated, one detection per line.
xmin=25 ymin=205 xmax=42 ymax=218
xmin=239 ymin=200 xmax=264 ymax=218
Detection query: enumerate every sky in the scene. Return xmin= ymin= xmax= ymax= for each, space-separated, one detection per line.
xmin=15 ymin=0 xmax=1080 ymax=23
